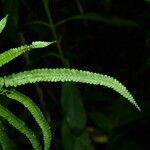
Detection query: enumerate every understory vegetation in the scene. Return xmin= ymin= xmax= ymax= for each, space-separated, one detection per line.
xmin=0 ymin=0 xmax=150 ymax=150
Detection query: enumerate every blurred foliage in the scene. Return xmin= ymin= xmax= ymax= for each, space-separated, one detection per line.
xmin=0 ymin=0 xmax=150 ymax=149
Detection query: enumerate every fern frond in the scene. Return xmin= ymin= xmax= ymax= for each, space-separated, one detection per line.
xmin=0 ymin=41 xmax=55 ymax=67
xmin=0 ymin=122 xmax=11 ymax=150
xmin=0 ymin=45 xmax=30 ymax=67
xmin=0 ymin=15 xmax=8 ymax=34
xmin=0 ymin=104 xmax=41 ymax=150
xmin=3 ymin=89 xmax=51 ymax=150
xmin=3 ymin=68 xmax=140 ymax=110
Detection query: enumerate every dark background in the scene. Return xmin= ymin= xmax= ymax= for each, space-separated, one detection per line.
xmin=0 ymin=0 xmax=150 ymax=149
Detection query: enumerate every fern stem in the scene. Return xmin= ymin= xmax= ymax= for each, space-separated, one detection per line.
xmin=42 ymin=0 xmax=68 ymax=66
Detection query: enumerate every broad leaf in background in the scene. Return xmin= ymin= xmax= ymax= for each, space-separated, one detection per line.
xmin=61 ymin=83 xmax=87 ymax=134
xmin=62 ymin=120 xmax=93 ymax=150
xmin=89 ymin=100 xmax=142 ymax=143
xmin=90 ymin=112 xmax=113 ymax=132
xmin=61 ymin=120 xmax=76 ymax=150
xmin=74 ymin=131 xmax=94 ymax=150
xmin=110 ymin=100 xmax=142 ymax=128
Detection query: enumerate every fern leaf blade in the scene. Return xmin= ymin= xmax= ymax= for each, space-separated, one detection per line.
xmin=0 ymin=15 xmax=8 ymax=34
xmin=0 ymin=45 xmax=29 ymax=67
xmin=4 ymin=90 xmax=51 ymax=150
xmin=0 ymin=41 xmax=54 ymax=67
xmin=31 ymin=41 xmax=56 ymax=48
xmin=0 ymin=104 xmax=41 ymax=150
xmin=4 ymin=68 xmax=140 ymax=110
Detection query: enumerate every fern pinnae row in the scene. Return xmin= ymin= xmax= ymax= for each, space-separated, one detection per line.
xmin=0 ymin=45 xmax=30 ymax=67
xmin=0 ymin=104 xmax=41 ymax=150
xmin=4 ymin=90 xmax=51 ymax=150
xmin=0 ymin=41 xmax=55 ymax=68
xmin=3 ymin=68 xmax=140 ymax=110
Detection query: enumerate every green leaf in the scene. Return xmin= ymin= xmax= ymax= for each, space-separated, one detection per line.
xmin=62 ymin=120 xmax=93 ymax=150
xmin=3 ymin=68 xmax=140 ymax=110
xmin=4 ymin=89 xmax=51 ymax=150
xmin=61 ymin=120 xmax=76 ymax=150
xmin=61 ymin=83 xmax=87 ymax=134
xmin=0 ymin=45 xmax=30 ymax=67
xmin=109 ymin=100 xmax=142 ymax=128
xmin=74 ymin=132 xmax=94 ymax=150
xmin=0 ymin=41 xmax=54 ymax=67
xmin=90 ymin=112 xmax=112 ymax=132
xmin=0 ymin=15 xmax=8 ymax=34
xmin=0 ymin=104 xmax=41 ymax=150
xmin=1 ymin=0 xmax=19 ymax=41
xmin=31 ymin=41 xmax=56 ymax=48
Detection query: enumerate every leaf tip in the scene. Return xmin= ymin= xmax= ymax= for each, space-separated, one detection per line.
xmin=31 ymin=41 xmax=56 ymax=48
xmin=0 ymin=14 xmax=9 ymax=34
